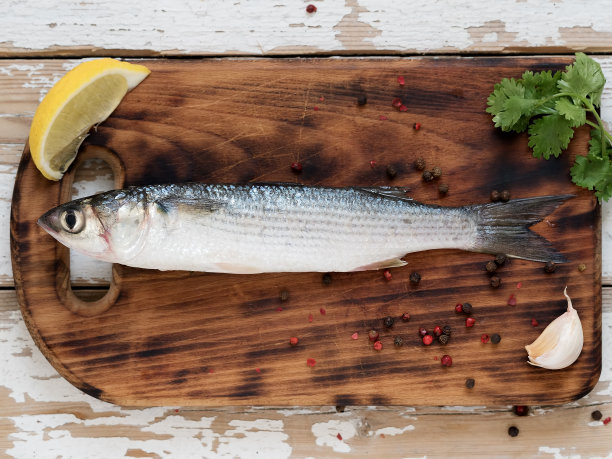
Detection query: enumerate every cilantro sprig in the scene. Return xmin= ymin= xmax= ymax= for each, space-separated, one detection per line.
xmin=486 ymin=53 xmax=611 ymax=202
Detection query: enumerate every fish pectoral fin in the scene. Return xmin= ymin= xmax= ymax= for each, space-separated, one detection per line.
xmin=352 ymin=257 xmax=407 ymax=271
xmin=353 ymin=186 xmax=413 ymax=202
xmin=155 ymin=197 xmax=224 ymax=215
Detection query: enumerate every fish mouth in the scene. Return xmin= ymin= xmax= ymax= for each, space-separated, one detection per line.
xmin=37 ymin=209 xmax=60 ymax=236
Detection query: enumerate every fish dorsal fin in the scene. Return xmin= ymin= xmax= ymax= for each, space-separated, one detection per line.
xmin=154 ymin=196 xmax=224 ymax=215
xmin=353 ymin=186 xmax=413 ymax=202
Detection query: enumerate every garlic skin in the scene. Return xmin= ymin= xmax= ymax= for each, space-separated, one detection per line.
xmin=525 ymin=287 xmax=583 ymax=370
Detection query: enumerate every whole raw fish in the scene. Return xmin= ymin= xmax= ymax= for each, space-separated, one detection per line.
xmin=37 ymin=183 xmax=570 ymax=273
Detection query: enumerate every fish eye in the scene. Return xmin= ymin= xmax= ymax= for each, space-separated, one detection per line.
xmin=60 ymin=208 xmax=84 ymax=233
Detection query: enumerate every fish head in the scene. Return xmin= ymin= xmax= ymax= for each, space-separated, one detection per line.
xmin=38 ymin=190 xmax=149 ymax=263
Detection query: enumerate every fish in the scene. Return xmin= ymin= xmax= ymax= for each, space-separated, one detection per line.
xmin=37 ymin=183 xmax=571 ymax=274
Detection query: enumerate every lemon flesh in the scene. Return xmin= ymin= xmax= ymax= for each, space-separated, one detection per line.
xmin=29 ymin=59 xmax=150 ymax=180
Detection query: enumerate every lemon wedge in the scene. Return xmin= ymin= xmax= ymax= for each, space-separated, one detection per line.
xmin=29 ymin=58 xmax=150 ymax=180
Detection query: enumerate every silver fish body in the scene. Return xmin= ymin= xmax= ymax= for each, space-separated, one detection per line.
xmin=37 ymin=183 xmax=570 ymax=273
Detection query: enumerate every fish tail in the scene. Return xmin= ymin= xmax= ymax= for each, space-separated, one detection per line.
xmin=471 ymin=195 xmax=573 ymax=263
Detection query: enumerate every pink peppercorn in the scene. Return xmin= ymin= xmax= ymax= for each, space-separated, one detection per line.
xmin=306 ymin=4 xmax=317 ymax=13
xmin=383 ymin=269 xmax=392 ymax=281
xmin=422 ymin=335 xmax=433 ymax=346
xmin=373 ymin=341 xmax=383 ymax=351
xmin=481 ymin=333 xmax=490 ymax=344
xmin=603 ymin=417 xmax=611 ymax=425
xmin=441 ymin=355 xmax=452 ymax=367
xmin=466 ymin=317 xmax=476 ymax=327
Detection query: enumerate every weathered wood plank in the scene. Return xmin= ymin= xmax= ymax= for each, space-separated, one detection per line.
xmin=1 ymin=289 xmax=611 ymax=457
xmin=2 ymin=1 xmax=612 ymax=56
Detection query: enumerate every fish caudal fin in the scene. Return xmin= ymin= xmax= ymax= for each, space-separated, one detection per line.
xmin=472 ymin=195 xmax=573 ymax=263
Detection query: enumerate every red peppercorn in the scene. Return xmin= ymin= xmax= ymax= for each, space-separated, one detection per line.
xmin=507 ymin=294 xmax=517 ymax=306
xmin=383 ymin=269 xmax=392 ymax=281
xmin=306 ymin=4 xmax=317 ymax=13
xmin=306 ymin=358 xmax=316 ymax=367
xmin=373 ymin=341 xmax=383 ymax=351
xmin=313 ymin=106 xmax=319 ymax=111
xmin=370 ymin=160 xmax=377 ymax=168
xmin=466 ymin=317 xmax=476 ymax=327
xmin=379 ymin=115 xmax=388 ymax=121
xmin=413 ymin=122 xmax=421 ymax=131
xmin=368 ymin=329 xmax=380 ymax=342
xmin=308 ymin=313 xmax=313 ymax=323
xmin=337 ymin=433 xmax=343 ymax=440
xmin=290 ymin=337 xmax=299 ymax=346
xmin=455 ymin=303 xmax=463 ymax=313
xmin=320 ymin=307 xmax=326 ymax=315
xmin=418 ymin=327 xmax=428 ymax=337
xmin=422 ymin=335 xmax=433 ymax=346
xmin=402 ymin=312 xmax=411 ymax=322
xmin=392 ymin=97 xmax=402 ymax=108
xmin=513 ymin=405 xmax=529 ymax=416
xmin=481 ymin=333 xmax=490 ymax=344
xmin=397 ymin=75 xmax=405 ymax=86
xmin=399 ymin=104 xmax=408 ymax=112
xmin=603 ymin=417 xmax=611 ymax=425
xmin=255 ymin=367 xmax=261 ymax=373
xmin=291 ymin=162 xmax=302 ymax=173
xmin=433 ymin=326 xmax=442 ymax=337
xmin=351 ymin=332 xmax=359 ymax=340
xmin=441 ymin=355 xmax=452 ymax=367
xmin=531 ymin=318 xmax=539 ymax=327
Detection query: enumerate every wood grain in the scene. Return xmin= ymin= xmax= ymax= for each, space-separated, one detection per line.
xmin=11 ymin=57 xmax=601 ymax=406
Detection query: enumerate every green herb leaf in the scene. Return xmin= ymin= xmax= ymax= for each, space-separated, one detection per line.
xmin=527 ymin=114 xmax=574 ymax=159
xmin=557 ymin=52 xmax=605 ymax=106
xmin=571 ymin=153 xmax=612 ymax=201
xmin=487 ymin=53 xmax=612 ymax=202
xmin=554 ymin=98 xmax=586 ymax=127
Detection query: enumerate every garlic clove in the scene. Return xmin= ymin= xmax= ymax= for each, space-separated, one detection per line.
xmin=525 ymin=287 xmax=583 ymax=370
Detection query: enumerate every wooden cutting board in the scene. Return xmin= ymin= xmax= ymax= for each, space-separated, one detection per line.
xmin=11 ymin=57 xmax=601 ymax=406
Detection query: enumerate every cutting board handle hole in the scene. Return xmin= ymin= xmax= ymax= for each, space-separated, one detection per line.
xmin=56 ymin=145 xmax=125 ymax=316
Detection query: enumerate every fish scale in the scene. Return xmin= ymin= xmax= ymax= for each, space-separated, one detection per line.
xmin=37 ymin=183 xmax=572 ymax=273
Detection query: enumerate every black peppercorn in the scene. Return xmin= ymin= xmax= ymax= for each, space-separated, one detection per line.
xmin=383 ymin=316 xmax=395 ymax=328
xmin=431 ymin=166 xmax=442 ymax=178
xmin=394 ymin=336 xmax=404 ymax=347
xmin=409 ymin=271 xmax=421 ymax=284
xmin=279 ymin=289 xmax=289 ymax=301
xmin=490 ymin=190 xmax=501 ymax=202
xmin=462 ymin=302 xmax=473 ymax=314
xmin=422 ymin=170 xmax=434 ymax=182
xmin=443 ymin=325 xmax=452 ymax=336
xmin=491 ymin=333 xmax=501 ymax=344
xmin=490 ymin=276 xmax=501 ymax=288
xmin=544 ymin=261 xmax=557 ymax=273
xmin=414 ymin=157 xmax=426 ymax=171
xmin=495 ymin=254 xmax=507 ymax=266
xmin=465 ymin=378 xmax=475 ymax=389
xmin=592 ymin=410 xmax=603 ymax=421
xmin=336 ymin=405 xmax=346 ymax=413
xmin=485 ymin=260 xmax=497 ymax=273
xmin=322 ymin=272 xmax=332 ymax=285
xmin=438 ymin=334 xmax=449 ymax=345
xmin=386 ymin=165 xmax=397 ymax=179
xmin=508 ymin=426 xmax=519 ymax=437
xmin=356 ymin=94 xmax=367 ymax=106
xmin=438 ymin=183 xmax=449 ymax=195
xmin=500 ymin=190 xmax=511 ymax=202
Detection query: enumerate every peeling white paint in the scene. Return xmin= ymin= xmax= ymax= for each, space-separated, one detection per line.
xmin=371 ymin=425 xmax=415 ymax=437
xmin=2 ymin=1 xmax=612 ymax=55
xmin=538 ymin=446 xmax=581 ymax=459
xmin=311 ymin=419 xmax=357 ymax=453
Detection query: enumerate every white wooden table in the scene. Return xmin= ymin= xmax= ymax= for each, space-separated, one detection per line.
xmin=2 ymin=2 xmax=612 ymax=457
